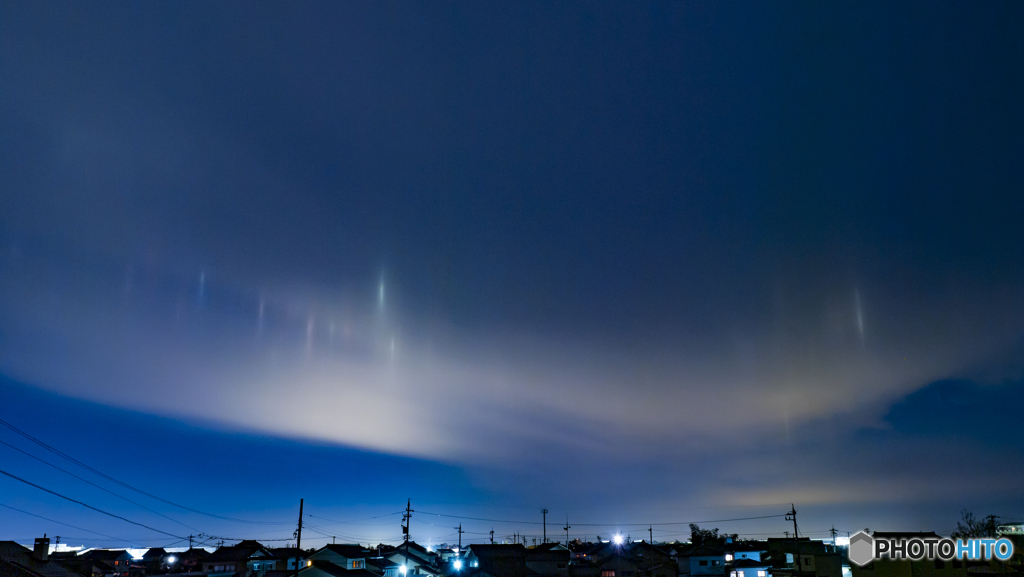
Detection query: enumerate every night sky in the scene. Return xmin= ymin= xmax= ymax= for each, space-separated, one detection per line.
xmin=2 ymin=2 xmax=1024 ymax=549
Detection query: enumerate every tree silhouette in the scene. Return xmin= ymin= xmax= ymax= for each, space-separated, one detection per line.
xmin=951 ymin=509 xmax=999 ymax=539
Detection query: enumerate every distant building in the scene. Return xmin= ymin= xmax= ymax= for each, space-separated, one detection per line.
xmin=725 ymin=544 xmax=764 ymax=564
xmin=167 ymin=548 xmax=210 ymax=573
xmin=729 ymin=558 xmax=771 ymax=577
xmin=307 ymin=545 xmax=371 ymax=572
xmin=0 ymin=540 xmax=88 ymax=577
xmin=205 ymin=541 xmax=270 ymax=577
xmin=298 ymin=560 xmax=379 ymax=577
xmin=76 ymin=550 xmax=133 ymax=577
xmin=434 ymin=551 xmax=458 ymax=564
xmin=672 ymin=545 xmax=726 ymax=577
xmin=1 ymin=558 xmax=45 ymax=577
xmin=463 ymin=545 xmax=528 ymax=577
xmin=996 ymin=523 xmax=1023 ymax=537
xmin=251 ymin=547 xmax=306 ymax=575
xmin=570 ymin=541 xmax=677 ymax=577
xmin=525 ymin=543 xmax=569 ymax=577
xmin=385 ymin=543 xmax=439 ymax=577
xmin=764 ymin=539 xmax=841 ymax=577
xmin=848 ymin=533 xmax=966 ymax=577
xmin=365 ymin=557 xmax=398 ymax=576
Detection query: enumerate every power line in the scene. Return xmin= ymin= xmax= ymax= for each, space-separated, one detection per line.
xmin=0 ymin=467 xmax=185 ymax=539
xmin=417 ymin=510 xmax=785 ymax=528
xmin=9 ymin=536 xmax=188 ymax=548
xmin=0 ymin=418 xmax=291 ymax=525
xmin=301 ymin=524 xmax=385 ymax=543
xmin=0 ymin=502 xmax=141 ymax=544
xmin=202 ymin=535 xmax=297 ymax=542
xmin=0 ymin=438 xmax=201 ymax=532
xmin=415 ymin=511 xmax=542 ymax=526
xmin=307 ymin=511 xmax=403 ymax=526
xmin=598 ymin=514 xmax=786 ymax=527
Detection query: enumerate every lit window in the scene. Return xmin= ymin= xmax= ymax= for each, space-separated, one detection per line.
xmin=731 ymin=572 xmax=738 ymax=577
xmin=602 ymin=572 xmax=616 ymax=577
xmin=758 ymin=572 xmax=767 ymax=577
xmin=726 ymin=555 xmax=734 ymax=562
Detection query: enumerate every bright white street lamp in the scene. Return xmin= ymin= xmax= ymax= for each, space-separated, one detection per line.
xmin=613 ymin=534 xmax=625 ymax=546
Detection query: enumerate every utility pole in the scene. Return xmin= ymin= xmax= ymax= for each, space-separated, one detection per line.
xmin=402 ymin=499 xmax=414 ymax=543
xmin=401 ymin=500 xmax=413 ymax=577
xmin=542 ymin=509 xmax=548 ymax=543
xmin=490 ymin=529 xmax=495 ymax=545
xmin=649 ymin=526 xmax=653 ymax=544
xmin=332 ymin=537 xmax=336 ymax=545
xmin=563 ymin=516 xmax=571 ymax=547
xmin=786 ymin=505 xmax=800 ymax=577
xmin=188 ymin=535 xmax=193 ymax=549
xmin=293 ymin=499 xmax=304 ymax=577
xmin=830 ymin=526 xmax=837 ymax=547
xmin=455 ymin=524 xmax=464 ymax=550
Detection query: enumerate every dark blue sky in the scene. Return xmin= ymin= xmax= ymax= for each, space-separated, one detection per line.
xmin=1 ymin=1 xmax=1023 ymax=548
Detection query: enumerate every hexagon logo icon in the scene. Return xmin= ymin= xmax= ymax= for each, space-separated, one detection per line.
xmin=849 ymin=531 xmax=874 ymax=566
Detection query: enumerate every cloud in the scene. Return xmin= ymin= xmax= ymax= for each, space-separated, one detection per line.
xmin=3 ymin=242 xmax=1023 ymax=477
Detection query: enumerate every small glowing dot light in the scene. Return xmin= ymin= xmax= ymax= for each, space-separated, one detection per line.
xmin=307 ymin=561 xmax=312 ymax=567
xmin=454 ymin=561 xmax=463 ymax=571
xmin=168 ymin=557 xmax=177 ymax=564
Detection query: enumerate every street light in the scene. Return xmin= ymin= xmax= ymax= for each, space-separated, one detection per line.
xmin=613 ymin=535 xmax=624 ymax=546
xmin=453 ymin=561 xmax=462 ymax=571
